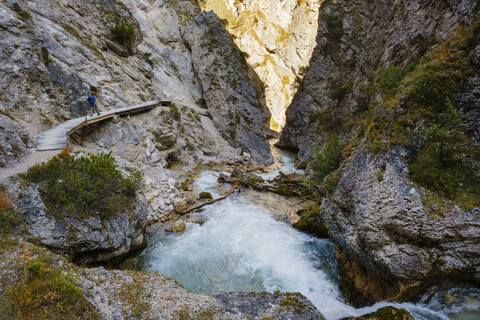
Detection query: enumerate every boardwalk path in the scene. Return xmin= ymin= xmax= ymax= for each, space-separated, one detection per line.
xmin=37 ymin=100 xmax=170 ymax=151
xmin=0 ymin=100 xmax=170 ymax=180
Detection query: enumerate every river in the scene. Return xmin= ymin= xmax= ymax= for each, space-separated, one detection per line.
xmin=122 ymin=141 xmax=480 ymax=320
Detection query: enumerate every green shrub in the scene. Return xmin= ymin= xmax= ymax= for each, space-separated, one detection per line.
xmin=0 ymin=208 xmax=22 ymax=234
xmin=328 ymin=81 xmax=351 ymax=101
xmin=410 ymin=144 xmax=461 ymax=196
xmin=328 ymin=85 xmax=349 ymax=101
xmin=21 ymin=153 xmax=143 ymax=220
xmin=0 ymin=188 xmax=22 ymax=234
xmin=169 ymin=103 xmax=180 ymax=120
xmin=370 ymin=139 xmax=388 ymax=153
xmin=110 ymin=21 xmax=135 ymax=46
xmin=410 ymin=67 xmax=454 ymax=112
xmin=375 ymin=65 xmax=404 ymax=96
xmin=411 ymin=101 xmax=469 ymax=197
xmin=312 ymin=135 xmax=342 ymax=184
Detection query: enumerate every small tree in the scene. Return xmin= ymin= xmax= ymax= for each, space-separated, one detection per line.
xmin=420 ymin=99 xmax=464 ymax=168
xmin=312 ymin=135 xmax=342 ymax=183
xmin=110 ymin=21 xmax=135 ymax=52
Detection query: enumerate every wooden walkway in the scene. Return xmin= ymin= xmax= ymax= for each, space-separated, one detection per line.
xmin=36 ymin=100 xmax=171 ymax=151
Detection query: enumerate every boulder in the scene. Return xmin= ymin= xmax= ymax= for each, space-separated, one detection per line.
xmin=340 ymin=306 xmax=414 ymax=320
xmin=173 ymin=198 xmax=187 ymax=213
xmin=199 ymin=191 xmax=213 ymax=199
xmin=16 ymin=184 xmax=148 ymax=264
xmin=172 ymin=219 xmax=186 ymax=233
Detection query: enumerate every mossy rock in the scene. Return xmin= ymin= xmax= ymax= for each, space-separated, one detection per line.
xmin=341 ymin=306 xmax=414 ymax=320
xmin=274 ymin=184 xmax=295 ymax=196
xmin=293 ymin=206 xmax=329 ymax=238
xmin=199 ymin=191 xmax=213 ymax=199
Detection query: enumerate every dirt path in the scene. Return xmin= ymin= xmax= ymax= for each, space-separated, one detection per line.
xmin=0 ymin=150 xmax=59 ymax=181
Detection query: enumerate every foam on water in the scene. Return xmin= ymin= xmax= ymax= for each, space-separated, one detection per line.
xmin=140 ymin=195 xmax=357 ymax=319
xmin=138 ymin=194 xmax=479 ymax=319
xmin=192 ymin=170 xmax=229 ymax=198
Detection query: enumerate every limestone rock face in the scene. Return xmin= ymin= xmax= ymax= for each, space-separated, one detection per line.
xmin=201 ymin=0 xmax=323 ymax=130
xmin=0 ymin=115 xmax=31 ymax=168
xmin=183 ymin=11 xmax=273 ymax=164
xmin=323 ymin=147 xmax=480 ymax=304
xmin=15 ymin=184 xmax=148 ymax=263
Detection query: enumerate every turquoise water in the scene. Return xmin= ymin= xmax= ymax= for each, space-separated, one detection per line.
xmin=128 ymin=142 xmax=480 ymax=319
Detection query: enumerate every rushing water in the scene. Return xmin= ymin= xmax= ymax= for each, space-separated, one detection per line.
xmin=126 ymin=141 xmax=480 ymax=320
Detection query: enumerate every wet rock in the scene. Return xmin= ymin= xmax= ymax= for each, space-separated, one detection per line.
xmin=212 ymin=292 xmax=326 ymax=320
xmin=173 ymin=198 xmax=187 ymax=213
xmin=293 ymin=206 xmax=329 ymax=238
xmin=172 ymin=219 xmax=186 ymax=233
xmin=187 ymin=214 xmax=206 ymax=225
xmin=341 ymin=306 xmax=414 ymax=320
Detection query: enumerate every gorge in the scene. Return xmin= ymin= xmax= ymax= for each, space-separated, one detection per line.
xmin=1 ymin=0 xmax=480 ymax=319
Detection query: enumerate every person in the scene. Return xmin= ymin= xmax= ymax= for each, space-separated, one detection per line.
xmin=87 ymin=91 xmax=100 ymax=116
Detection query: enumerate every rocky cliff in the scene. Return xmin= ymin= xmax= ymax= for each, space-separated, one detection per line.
xmin=280 ymin=0 xmax=480 ymax=305
xmin=0 ymin=0 xmax=272 ymax=164
xmin=200 ymin=0 xmax=322 ymax=130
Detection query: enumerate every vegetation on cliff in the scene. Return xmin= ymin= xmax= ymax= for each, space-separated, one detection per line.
xmin=358 ymin=18 xmax=480 ymax=208
xmin=0 ymin=186 xmax=22 ymax=234
xmin=21 ymin=152 xmax=143 ymax=219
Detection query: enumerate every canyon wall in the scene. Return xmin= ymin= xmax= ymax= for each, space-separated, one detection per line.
xmin=280 ymin=0 xmax=480 ymax=305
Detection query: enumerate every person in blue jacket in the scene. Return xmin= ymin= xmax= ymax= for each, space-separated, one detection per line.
xmin=87 ymin=91 xmax=100 ymax=116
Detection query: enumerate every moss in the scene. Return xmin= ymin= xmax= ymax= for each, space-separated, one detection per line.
xmin=275 ymin=184 xmax=295 ymax=196
xmin=293 ymin=204 xmax=329 ymax=237
xmin=279 ymin=293 xmax=314 ymax=315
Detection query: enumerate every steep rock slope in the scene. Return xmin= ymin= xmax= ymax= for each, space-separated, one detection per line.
xmin=279 ymin=0 xmax=480 ymax=305
xmin=200 ymin=0 xmax=322 ymax=130
xmin=0 ymin=0 xmax=271 ymax=164
xmin=183 ymin=11 xmax=273 ymax=163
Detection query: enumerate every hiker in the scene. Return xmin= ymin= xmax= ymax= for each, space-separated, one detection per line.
xmin=87 ymin=91 xmax=100 ymax=116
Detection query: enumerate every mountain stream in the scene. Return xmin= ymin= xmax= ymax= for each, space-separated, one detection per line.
xmin=122 ymin=141 xmax=480 ymax=320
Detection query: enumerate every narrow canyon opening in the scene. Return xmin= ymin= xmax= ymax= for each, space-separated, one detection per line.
xmin=200 ymin=0 xmax=322 ymax=132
